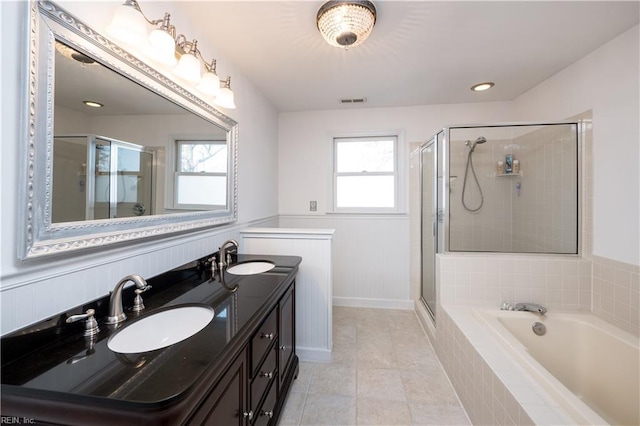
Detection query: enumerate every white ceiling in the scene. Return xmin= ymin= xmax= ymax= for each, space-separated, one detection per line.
xmin=178 ymin=1 xmax=639 ymax=112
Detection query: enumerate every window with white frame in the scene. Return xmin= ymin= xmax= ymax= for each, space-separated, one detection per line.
xmin=173 ymin=140 xmax=227 ymax=209
xmin=333 ymin=135 xmax=399 ymax=213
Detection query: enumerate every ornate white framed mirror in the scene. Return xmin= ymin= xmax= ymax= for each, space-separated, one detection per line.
xmin=19 ymin=1 xmax=238 ymax=259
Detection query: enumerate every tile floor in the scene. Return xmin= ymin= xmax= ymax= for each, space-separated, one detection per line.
xmin=278 ymin=307 xmax=471 ymax=425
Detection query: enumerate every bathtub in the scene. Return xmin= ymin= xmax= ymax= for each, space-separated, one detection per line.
xmin=475 ymin=309 xmax=639 ymax=426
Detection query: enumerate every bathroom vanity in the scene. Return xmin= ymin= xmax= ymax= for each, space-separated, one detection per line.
xmin=1 ymin=254 xmax=301 ymax=425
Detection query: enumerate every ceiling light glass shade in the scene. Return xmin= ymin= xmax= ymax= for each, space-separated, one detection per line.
xmin=107 ymin=3 xmax=148 ymax=46
xmin=317 ymin=1 xmax=376 ymax=48
xmin=215 ymin=87 xmax=236 ymax=109
xmin=198 ymin=71 xmax=221 ymax=97
xmin=149 ymin=28 xmax=177 ymax=65
xmin=174 ymin=52 xmax=201 ymax=83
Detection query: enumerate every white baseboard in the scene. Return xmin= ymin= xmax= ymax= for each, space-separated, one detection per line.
xmin=297 ymin=347 xmax=332 ymax=363
xmin=333 ymin=296 xmax=414 ymax=310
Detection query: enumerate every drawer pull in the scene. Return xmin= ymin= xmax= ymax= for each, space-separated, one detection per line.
xmin=260 ymin=332 xmax=274 ymax=340
xmin=243 ymin=411 xmax=254 ymax=420
xmin=260 ymin=410 xmax=274 ymax=418
xmin=259 ymin=371 xmax=274 ymax=379
xmin=280 ymin=345 xmax=286 ymax=351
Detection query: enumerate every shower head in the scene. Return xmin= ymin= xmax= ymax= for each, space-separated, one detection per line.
xmin=466 ymin=136 xmax=487 ymax=152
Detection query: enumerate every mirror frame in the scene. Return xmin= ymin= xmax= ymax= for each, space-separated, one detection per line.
xmin=19 ymin=1 xmax=238 ymax=260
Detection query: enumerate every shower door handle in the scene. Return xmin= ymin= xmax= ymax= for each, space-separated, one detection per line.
xmin=432 ymin=222 xmax=436 ymax=237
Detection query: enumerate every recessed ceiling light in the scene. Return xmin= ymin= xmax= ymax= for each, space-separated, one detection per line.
xmin=471 ymin=82 xmax=494 ymax=92
xmin=83 ymin=100 xmax=104 ymax=108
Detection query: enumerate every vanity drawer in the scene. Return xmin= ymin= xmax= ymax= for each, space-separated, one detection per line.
xmin=251 ymin=308 xmax=277 ymax=377
xmin=250 ymin=345 xmax=277 ymax=416
xmin=253 ymin=377 xmax=278 ymax=426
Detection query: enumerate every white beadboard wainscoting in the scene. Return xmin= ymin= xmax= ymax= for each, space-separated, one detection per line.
xmin=278 ymin=215 xmax=413 ymax=310
xmin=0 ymin=217 xmax=279 ymax=336
xmin=240 ymin=227 xmax=335 ymax=362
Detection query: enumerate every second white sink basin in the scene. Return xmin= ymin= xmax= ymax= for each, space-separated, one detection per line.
xmin=107 ymin=305 xmax=214 ymax=354
xmin=226 ymin=261 xmax=275 ymax=275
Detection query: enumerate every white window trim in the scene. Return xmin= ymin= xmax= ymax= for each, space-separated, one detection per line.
xmin=329 ymin=131 xmax=406 ymax=214
xmin=167 ymin=138 xmax=227 ymax=210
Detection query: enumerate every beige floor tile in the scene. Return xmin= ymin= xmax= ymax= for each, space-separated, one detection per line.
xmin=308 ymin=363 xmax=356 ymax=396
xmin=279 ymin=391 xmax=306 ymax=425
xmin=356 ymin=344 xmax=398 ymax=369
xmin=281 ymin=307 xmax=470 ymax=426
xmin=356 ymin=368 xmax=406 ymax=401
xmin=356 ymin=398 xmax=412 ymax=425
xmin=400 ymin=369 xmax=460 ymax=406
xmin=291 ymin=361 xmax=317 ymax=393
xmin=408 ymin=402 xmax=471 ymax=425
xmin=299 ymin=394 xmax=356 ymax=425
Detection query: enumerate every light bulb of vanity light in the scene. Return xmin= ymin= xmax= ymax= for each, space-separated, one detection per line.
xmin=215 ymin=86 xmax=235 ymax=109
xmin=174 ymin=52 xmax=201 ymax=83
xmin=107 ymin=2 xmax=148 ymax=46
xmin=149 ymin=28 xmax=177 ymax=65
xmin=197 ymin=71 xmax=221 ymax=97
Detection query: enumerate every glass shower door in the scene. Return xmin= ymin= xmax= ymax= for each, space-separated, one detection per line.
xmin=420 ymin=139 xmax=437 ymax=320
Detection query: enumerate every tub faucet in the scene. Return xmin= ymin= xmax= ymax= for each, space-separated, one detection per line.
xmin=218 ymin=239 xmax=239 ymax=270
xmin=514 ymin=302 xmax=547 ymax=316
xmin=106 ymin=274 xmax=149 ymax=325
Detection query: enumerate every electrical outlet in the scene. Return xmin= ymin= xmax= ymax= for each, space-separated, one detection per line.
xmin=310 ymin=201 xmax=317 ymax=211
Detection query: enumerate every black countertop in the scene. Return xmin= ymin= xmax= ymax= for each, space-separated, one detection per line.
xmin=1 ymin=254 xmax=301 ymax=408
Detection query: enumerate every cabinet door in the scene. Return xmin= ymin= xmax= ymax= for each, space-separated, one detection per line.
xmin=278 ymin=284 xmax=295 ymax=386
xmin=190 ymin=348 xmax=248 ymax=426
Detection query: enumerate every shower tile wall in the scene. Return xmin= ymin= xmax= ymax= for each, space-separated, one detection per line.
xmin=449 ymin=125 xmax=578 ymax=254
xmin=449 ymin=138 xmax=514 ymax=252
xmin=511 ymin=126 xmax=578 ymax=253
xmin=592 ymin=255 xmax=640 ymax=337
xmin=437 ymin=254 xmax=592 ymax=311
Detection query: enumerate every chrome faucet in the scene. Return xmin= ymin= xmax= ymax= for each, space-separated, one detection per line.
xmin=515 ymin=302 xmax=547 ymax=315
xmin=502 ymin=301 xmax=547 ymax=315
xmin=218 ymin=239 xmax=239 ymax=270
xmin=106 ymin=274 xmax=149 ymax=325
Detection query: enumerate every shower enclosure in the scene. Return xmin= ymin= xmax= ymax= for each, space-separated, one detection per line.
xmin=52 ymin=135 xmax=156 ymax=223
xmin=420 ymin=122 xmax=580 ymax=320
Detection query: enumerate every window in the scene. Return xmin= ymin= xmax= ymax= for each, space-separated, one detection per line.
xmin=333 ymin=135 xmax=400 ymax=213
xmin=173 ymin=140 xmax=227 ymax=209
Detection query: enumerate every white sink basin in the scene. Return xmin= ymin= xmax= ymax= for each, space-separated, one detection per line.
xmin=107 ymin=305 xmax=214 ymax=354
xmin=226 ymin=261 xmax=275 ymax=276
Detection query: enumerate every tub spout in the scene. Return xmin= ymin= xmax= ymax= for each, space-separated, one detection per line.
xmin=514 ymin=302 xmax=547 ymax=316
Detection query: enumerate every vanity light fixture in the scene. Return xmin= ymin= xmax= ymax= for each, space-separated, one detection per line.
xmin=317 ymin=1 xmax=377 ymax=49
xmin=215 ymin=77 xmax=236 ymax=109
xmin=471 ymin=82 xmax=495 ymax=92
xmin=83 ymin=101 xmax=104 ymax=108
xmin=107 ymin=0 xmax=235 ymax=108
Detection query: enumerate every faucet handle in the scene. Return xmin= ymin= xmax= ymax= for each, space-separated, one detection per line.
xmin=66 ymin=309 xmax=100 ymax=338
xmin=132 ymin=285 xmax=152 ymax=312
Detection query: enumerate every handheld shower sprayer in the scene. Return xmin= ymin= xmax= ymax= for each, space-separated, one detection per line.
xmin=462 ymin=136 xmax=487 ymax=212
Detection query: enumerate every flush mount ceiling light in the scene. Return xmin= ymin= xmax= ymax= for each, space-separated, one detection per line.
xmin=317 ymin=1 xmax=377 ymax=49
xmin=107 ymin=0 xmax=235 ymax=108
xmin=471 ymin=82 xmax=495 ymax=92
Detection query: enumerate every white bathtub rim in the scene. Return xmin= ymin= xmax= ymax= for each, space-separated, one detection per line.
xmin=442 ymin=304 xmax=609 ymax=426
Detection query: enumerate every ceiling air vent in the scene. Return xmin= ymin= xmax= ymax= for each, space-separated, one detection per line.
xmin=340 ymin=98 xmax=367 ymax=104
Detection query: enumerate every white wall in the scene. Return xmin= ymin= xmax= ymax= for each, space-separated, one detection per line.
xmin=512 ymin=25 xmax=640 ymax=266
xmin=0 ymin=1 xmax=280 ymax=335
xmin=278 ymin=103 xmax=513 ymax=307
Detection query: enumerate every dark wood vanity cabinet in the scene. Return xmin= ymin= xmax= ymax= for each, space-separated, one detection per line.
xmin=189 ymin=281 xmax=297 ymax=426
xmin=189 ymin=348 xmax=249 ymax=425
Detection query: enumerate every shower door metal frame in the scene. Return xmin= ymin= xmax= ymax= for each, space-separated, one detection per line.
xmin=439 ymin=120 xmax=583 ymax=255
xmin=419 ymin=138 xmax=438 ymax=321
